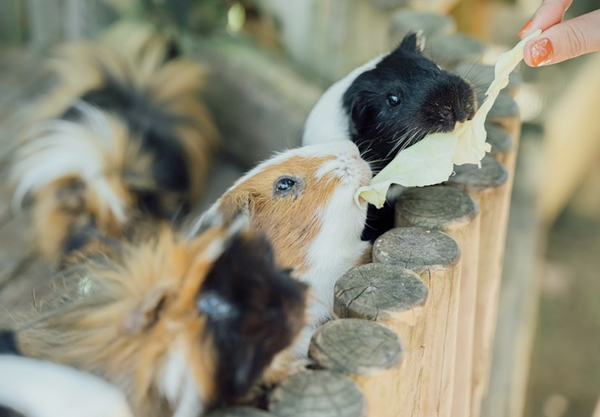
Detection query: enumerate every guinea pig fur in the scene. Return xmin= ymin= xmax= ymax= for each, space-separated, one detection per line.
xmin=303 ymin=32 xmax=476 ymax=171
xmin=0 ymin=355 xmax=134 ymax=417
xmin=302 ymin=32 xmax=476 ymax=241
xmin=9 ymin=221 xmax=308 ymax=417
xmin=10 ymin=21 xmax=218 ymax=265
xmin=190 ymin=140 xmax=373 ymax=356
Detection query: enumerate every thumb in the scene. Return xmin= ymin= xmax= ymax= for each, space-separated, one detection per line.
xmin=524 ymin=9 xmax=600 ymax=66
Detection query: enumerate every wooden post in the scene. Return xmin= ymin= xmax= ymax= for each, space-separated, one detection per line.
xmin=482 ymin=127 xmax=544 ymax=417
xmin=389 ymin=10 xmax=456 ymax=47
xmin=426 ymin=33 xmax=485 ymax=69
xmin=25 ymin=0 xmax=65 ymax=49
xmin=309 ymin=318 xmax=404 ymax=417
xmin=372 ymin=227 xmax=462 ymax=417
xmin=334 ymin=263 xmax=428 ymax=417
xmin=188 ymin=36 xmax=322 ymax=168
xmin=445 ymin=156 xmax=510 ymax=417
xmin=309 ymin=319 xmax=403 ymax=375
xmin=485 ymin=123 xmax=515 ymax=167
xmin=0 ymin=0 xmax=25 ymax=44
xmin=395 ymin=185 xmax=480 ymax=417
xmin=484 ymin=93 xmax=520 ymax=140
xmin=269 ymin=370 xmax=367 ymax=417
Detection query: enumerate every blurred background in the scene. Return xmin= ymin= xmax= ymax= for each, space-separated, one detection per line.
xmin=0 ymin=1 xmax=599 ymax=416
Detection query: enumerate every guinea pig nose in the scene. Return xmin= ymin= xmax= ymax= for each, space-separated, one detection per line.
xmin=440 ymin=108 xmax=454 ymax=124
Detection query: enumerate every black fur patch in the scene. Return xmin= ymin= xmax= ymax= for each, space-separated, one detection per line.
xmin=63 ymin=79 xmax=190 ymax=193
xmin=0 ymin=330 xmax=20 ymax=355
xmin=343 ymin=33 xmax=476 ymax=173
xmin=343 ymin=33 xmax=477 ymax=241
xmin=198 ymin=233 xmax=307 ymax=408
xmin=0 ymin=406 xmax=25 ymax=417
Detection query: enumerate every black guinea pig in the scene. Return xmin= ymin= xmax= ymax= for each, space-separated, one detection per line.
xmin=302 ymin=32 xmax=477 ymax=241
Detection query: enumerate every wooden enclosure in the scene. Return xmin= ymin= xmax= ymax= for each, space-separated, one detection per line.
xmin=199 ymin=5 xmax=525 ymax=416
xmin=0 ymin=1 xmax=533 ymax=417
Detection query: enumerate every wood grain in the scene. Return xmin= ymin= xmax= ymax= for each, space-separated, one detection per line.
xmin=309 ymin=319 xmax=403 ymax=375
xmin=269 ymin=370 xmax=366 ymax=417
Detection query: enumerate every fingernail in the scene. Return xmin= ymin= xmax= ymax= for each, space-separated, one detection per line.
xmin=518 ymin=19 xmax=535 ymax=39
xmin=530 ymin=38 xmax=554 ymax=67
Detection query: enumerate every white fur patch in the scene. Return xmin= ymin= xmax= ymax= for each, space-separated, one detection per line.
xmin=302 ymin=55 xmax=384 ymax=146
xmin=160 ymin=348 xmax=204 ymax=417
xmin=291 ymin=182 xmax=370 ymax=356
xmin=11 ymin=101 xmax=128 ymax=223
xmin=0 ymin=355 xmax=133 ymax=417
xmin=189 ymin=140 xmax=363 ymax=235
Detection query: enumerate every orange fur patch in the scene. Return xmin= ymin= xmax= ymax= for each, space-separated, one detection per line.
xmin=17 ymin=226 xmax=224 ymax=416
xmin=218 ymin=156 xmax=340 ymax=273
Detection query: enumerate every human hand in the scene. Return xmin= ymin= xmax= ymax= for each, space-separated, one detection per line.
xmin=518 ymin=0 xmax=600 ymax=67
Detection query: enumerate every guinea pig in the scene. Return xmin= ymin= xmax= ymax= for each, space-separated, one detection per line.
xmin=190 ymin=140 xmax=373 ymax=356
xmin=0 ymin=355 xmax=133 ymax=417
xmin=7 ymin=219 xmax=308 ymax=417
xmin=303 ymin=32 xmax=477 ymax=240
xmin=10 ymin=21 xmax=218 ymax=265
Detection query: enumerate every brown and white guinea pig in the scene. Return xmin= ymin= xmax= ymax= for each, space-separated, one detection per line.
xmin=302 ymin=32 xmax=477 ymax=241
xmin=190 ymin=140 xmax=373 ymax=356
xmin=4 ymin=219 xmax=308 ymax=417
xmin=10 ymin=21 xmax=218 ymax=264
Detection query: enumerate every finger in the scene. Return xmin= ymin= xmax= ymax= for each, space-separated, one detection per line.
xmin=523 ymin=9 xmax=600 ymax=66
xmin=518 ymin=0 xmax=573 ymax=39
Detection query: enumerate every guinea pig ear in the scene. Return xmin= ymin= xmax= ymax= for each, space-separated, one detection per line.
xmin=121 ymin=285 xmax=174 ymax=335
xmin=400 ymin=31 xmax=426 ymax=53
xmin=188 ymin=191 xmax=252 ymax=239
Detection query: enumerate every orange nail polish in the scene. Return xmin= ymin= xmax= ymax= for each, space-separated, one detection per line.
xmin=530 ymin=38 xmax=554 ymax=67
xmin=518 ymin=19 xmax=534 ymax=39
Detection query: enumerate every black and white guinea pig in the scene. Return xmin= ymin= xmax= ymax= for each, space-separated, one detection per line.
xmin=6 ymin=219 xmax=308 ymax=417
xmin=192 ymin=140 xmax=373 ymax=356
xmin=10 ymin=21 xmax=218 ymax=265
xmin=303 ymin=33 xmax=477 ymax=241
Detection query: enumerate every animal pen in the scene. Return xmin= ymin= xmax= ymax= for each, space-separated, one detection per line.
xmin=0 ymin=1 xmax=537 ymax=417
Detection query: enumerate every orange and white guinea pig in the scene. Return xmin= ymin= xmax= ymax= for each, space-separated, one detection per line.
xmin=190 ymin=140 xmax=373 ymax=356
xmin=6 ymin=219 xmax=308 ymax=417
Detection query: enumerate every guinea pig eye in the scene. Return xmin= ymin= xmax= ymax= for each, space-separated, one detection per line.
xmin=273 ymin=176 xmax=302 ymax=197
xmin=387 ymin=94 xmax=400 ymax=107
